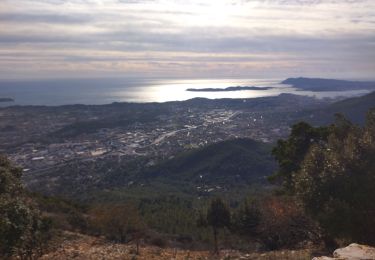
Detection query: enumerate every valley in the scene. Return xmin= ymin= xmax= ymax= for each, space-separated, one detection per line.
xmin=0 ymin=93 xmax=327 ymax=198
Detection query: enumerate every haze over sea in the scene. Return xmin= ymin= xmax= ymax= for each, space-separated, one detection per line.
xmin=0 ymin=78 xmax=370 ymax=106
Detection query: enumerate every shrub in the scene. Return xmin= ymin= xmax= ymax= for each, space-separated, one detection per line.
xmin=232 ymin=196 xmax=319 ymax=250
xmin=0 ymin=155 xmax=52 ymax=258
xmin=150 ymin=236 xmax=167 ymax=248
xmin=256 ymin=196 xmax=318 ymax=250
xmin=89 ymin=204 xmax=145 ymax=243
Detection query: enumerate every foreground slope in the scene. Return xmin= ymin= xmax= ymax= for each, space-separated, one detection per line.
xmin=41 ymin=231 xmax=313 ymax=260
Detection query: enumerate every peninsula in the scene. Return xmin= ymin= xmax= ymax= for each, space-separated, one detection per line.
xmin=186 ymin=86 xmax=273 ymax=92
xmin=0 ymin=98 xmax=14 ymax=102
xmin=282 ymin=77 xmax=375 ymax=92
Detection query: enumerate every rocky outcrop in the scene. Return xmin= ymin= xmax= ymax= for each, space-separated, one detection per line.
xmin=313 ymin=243 xmax=375 ymax=260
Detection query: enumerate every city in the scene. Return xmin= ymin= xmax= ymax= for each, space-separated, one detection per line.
xmin=0 ymin=94 xmax=327 ymax=193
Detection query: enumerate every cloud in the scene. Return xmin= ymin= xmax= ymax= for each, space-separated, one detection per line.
xmin=0 ymin=0 xmax=374 ymax=79
xmin=0 ymin=13 xmax=92 ymax=24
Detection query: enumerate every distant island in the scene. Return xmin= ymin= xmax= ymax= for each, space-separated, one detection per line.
xmin=0 ymin=98 xmax=14 ymax=102
xmin=282 ymin=77 xmax=375 ymax=92
xmin=186 ymin=86 xmax=273 ymax=92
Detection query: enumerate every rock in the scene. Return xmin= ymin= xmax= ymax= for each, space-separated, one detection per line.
xmin=313 ymin=243 xmax=375 ymax=260
xmin=333 ymin=243 xmax=375 ymax=260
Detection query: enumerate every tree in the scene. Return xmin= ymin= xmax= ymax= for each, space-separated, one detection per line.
xmin=0 ymin=155 xmax=51 ymax=259
xmin=204 ymin=198 xmax=231 ymax=254
xmin=270 ymin=122 xmax=330 ymax=191
xmin=0 ymin=155 xmax=23 ymax=195
xmin=272 ymin=109 xmax=375 ymax=244
xmin=293 ymin=110 xmax=375 ymax=244
xmin=232 ymin=199 xmax=260 ymax=238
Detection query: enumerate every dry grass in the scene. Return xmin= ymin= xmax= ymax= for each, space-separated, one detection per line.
xmin=39 ymin=231 xmax=314 ymax=260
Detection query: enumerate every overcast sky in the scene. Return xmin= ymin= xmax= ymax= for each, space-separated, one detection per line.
xmin=0 ymin=0 xmax=374 ymax=80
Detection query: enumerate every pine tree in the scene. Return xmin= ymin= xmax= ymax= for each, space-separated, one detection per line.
xmin=206 ymin=198 xmax=231 ymax=254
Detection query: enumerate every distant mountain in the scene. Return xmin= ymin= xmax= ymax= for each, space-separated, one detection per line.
xmin=282 ymin=77 xmax=375 ymax=92
xmin=0 ymin=98 xmax=14 ymax=102
xmin=325 ymin=91 xmax=375 ymax=124
xmin=304 ymin=91 xmax=375 ymax=125
xmin=186 ymin=86 xmax=273 ymax=92
xmin=141 ymin=138 xmax=276 ymax=187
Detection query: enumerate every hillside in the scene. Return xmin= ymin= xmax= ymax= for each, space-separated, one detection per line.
xmin=97 ymin=138 xmax=276 ymax=202
xmin=23 ymin=138 xmax=275 ymax=201
xmin=282 ymin=77 xmax=375 ymax=91
xmin=326 ymin=91 xmax=375 ymax=123
xmin=304 ymin=91 xmax=375 ymax=125
xmin=141 ymin=138 xmax=275 ymax=186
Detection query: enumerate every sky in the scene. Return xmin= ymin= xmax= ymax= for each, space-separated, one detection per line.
xmin=0 ymin=0 xmax=374 ymax=80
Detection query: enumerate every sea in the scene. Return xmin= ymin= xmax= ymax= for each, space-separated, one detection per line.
xmin=0 ymin=78 xmax=370 ymax=106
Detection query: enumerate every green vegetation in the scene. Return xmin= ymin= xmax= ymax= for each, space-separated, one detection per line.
xmin=2 ymin=103 xmax=374 ymax=257
xmin=229 ymin=196 xmax=318 ymax=251
xmin=272 ymin=108 xmax=375 ymax=245
xmin=143 ymin=138 xmax=275 ymax=187
xmin=232 ymin=198 xmax=260 ymax=239
xmin=198 ymin=198 xmax=231 ymax=253
xmin=271 ymin=122 xmax=330 ymax=191
xmin=0 ymin=155 xmax=52 ymax=259
xmin=29 ymin=138 xmax=275 ymax=202
xmin=301 ymin=90 xmax=375 ymax=126
xmin=325 ymin=91 xmax=375 ymax=124
xmin=89 ymin=203 xmax=145 ymax=253
xmin=32 ymin=194 xmax=88 ymax=232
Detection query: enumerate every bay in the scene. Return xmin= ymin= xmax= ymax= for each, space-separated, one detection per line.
xmin=0 ymin=78 xmax=370 ymax=106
